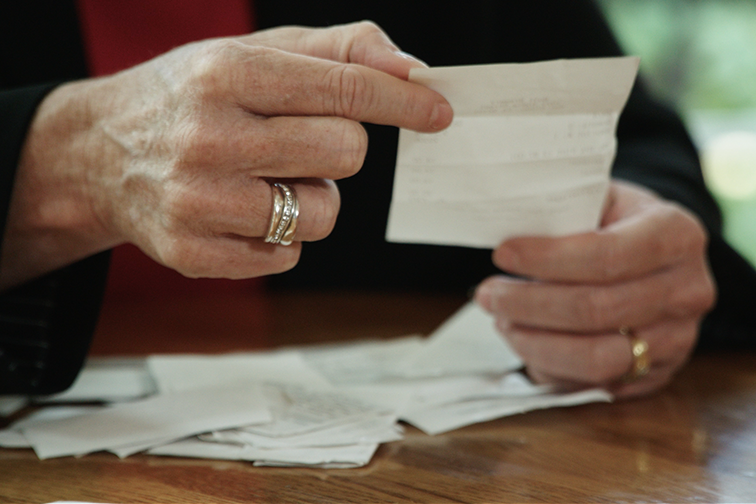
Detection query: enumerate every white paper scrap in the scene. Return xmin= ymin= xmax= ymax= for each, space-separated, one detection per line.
xmin=241 ymin=383 xmax=387 ymax=438
xmin=205 ymin=413 xmax=401 ymax=449
xmin=403 ymin=388 xmax=612 ymax=435
xmin=148 ymin=350 xmax=331 ymax=393
xmin=298 ymin=336 xmax=425 ymax=385
xmin=0 ymin=396 xmax=28 ymax=416
xmin=107 ymin=435 xmax=186 ymax=459
xmin=400 ymin=301 xmax=522 ymax=377
xmin=0 ymin=406 xmax=103 ymax=448
xmin=21 ymin=383 xmax=270 ymax=459
xmin=11 ymin=405 xmax=105 ymax=427
xmin=334 ymin=383 xmax=414 ymax=413
xmin=0 ymin=429 xmax=30 ymax=448
xmin=38 ymin=357 xmax=155 ymax=403
xmin=336 ymin=374 xmax=510 ymax=417
xmin=386 ymin=57 xmax=639 ymax=248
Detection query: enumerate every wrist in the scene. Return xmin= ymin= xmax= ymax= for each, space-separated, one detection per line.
xmin=1 ymin=79 xmax=120 ymax=289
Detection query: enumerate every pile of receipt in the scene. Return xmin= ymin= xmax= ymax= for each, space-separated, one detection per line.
xmin=0 ymin=302 xmax=609 ymax=468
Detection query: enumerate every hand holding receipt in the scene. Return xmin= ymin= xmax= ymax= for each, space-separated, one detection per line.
xmin=387 ymin=57 xmax=716 ymax=399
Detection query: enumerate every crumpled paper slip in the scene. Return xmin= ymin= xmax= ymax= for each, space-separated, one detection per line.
xmin=0 ymin=405 xmax=102 ymax=449
xmin=298 ymin=335 xmax=426 ymax=385
xmin=398 ymin=301 xmax=522 ymax=377
xmin=206 ymin=413 xmax=402 ymax=449
xmin=39 ymin=357 xmax=155 ymax=403
xmin=21 ymin=383 xmax=270 ymax=459
xmin=401 ymin=374 xmax=613 ymax=435
xmin=300 ymin=303 xmax=521 ymax=384
xmin=240 ymin=383 xmax=393 ymax=438
xmin=148 ymin=350 xmax=331 ymax=393
xmin=0 ymin=429 xmax=29 ymax=448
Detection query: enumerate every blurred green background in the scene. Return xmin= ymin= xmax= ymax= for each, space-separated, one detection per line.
xmin=598 ymin=0 xmax=756 ymax=266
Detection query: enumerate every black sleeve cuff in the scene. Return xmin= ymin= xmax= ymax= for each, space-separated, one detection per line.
xmin=1 ymin=84 xmax=111 ymax=395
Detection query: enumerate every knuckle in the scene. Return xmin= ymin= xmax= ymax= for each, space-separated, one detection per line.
xmin=184 ymin=40 xmax=270 ymax=101
xmin=349 ymin=20 xmax=386 ymax=44
xmin=172 ymin=116 xmax=218 ymax=164
xmin=683 ymin=220 xmax=709 ymax=259
xmin=671 ymin=265 xmax=717 ymax=317
xmin=183 ymin=41 xmax=235 ymax=96
xmin=334 ymin=121 xmax=368 ymax=177
xmin=661 ymin=215 xmax=716 ymax=318
xmin=687 ymin=278 xmax=716 ymax=314
xmin=353 ymin=20 xmax=383 ymax=35
xmin=660 ymin=204 xmax=709 ymax=261
xmin=324 ymin=65 xmax=371 ymax=118
xmin=577 ymin=287 xmax=615 ymax=330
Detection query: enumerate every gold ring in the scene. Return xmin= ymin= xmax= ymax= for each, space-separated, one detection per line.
xmin=620 ymin=326 xmax=650 ymax=383
xmin=264 ymin=183 xmax=298 ymax=246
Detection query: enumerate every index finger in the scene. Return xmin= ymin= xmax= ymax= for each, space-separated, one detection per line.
xmin=492 ymin=203 xmax=708 ymax=283
xmin=214 ymin=42 xmax=453 ymax=132
xmin=240 ymin=21 xmax=428 ymax=80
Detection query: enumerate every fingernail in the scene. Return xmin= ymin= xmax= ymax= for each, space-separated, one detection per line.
xmin=395 ymin=50 xmax=429 ymax=68
xmin=429 ymin=102 xmax=453 ymax=130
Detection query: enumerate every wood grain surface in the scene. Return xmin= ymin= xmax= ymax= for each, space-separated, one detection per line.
xmin=2 ymin=290 xmax=755 ymax=503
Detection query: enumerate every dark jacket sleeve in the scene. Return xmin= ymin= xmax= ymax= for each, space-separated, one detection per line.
xmin=0 ymin=85 xmax=110 ymax=395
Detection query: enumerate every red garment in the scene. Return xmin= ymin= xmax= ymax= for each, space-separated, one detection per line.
xmin=77 ymin=0 xmax=254 ymax=77
xmin=76 ymin=0 xmax=261 ymax=299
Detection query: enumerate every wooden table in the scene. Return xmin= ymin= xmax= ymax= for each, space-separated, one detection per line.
xmin=2 ymin=290 xmax=756 ymax=503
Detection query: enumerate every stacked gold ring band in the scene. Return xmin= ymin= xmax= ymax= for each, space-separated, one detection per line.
xmin=620 ymin=326 xmax=650 ymax=383
xmin=264 ymin=183 xmax=299 ymax=246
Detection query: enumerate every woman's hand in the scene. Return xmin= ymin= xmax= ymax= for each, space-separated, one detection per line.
xmin=1 ymin=22 xmax=452 ymax=289
xmin=475 ymin=180 xmax=716 ymax=398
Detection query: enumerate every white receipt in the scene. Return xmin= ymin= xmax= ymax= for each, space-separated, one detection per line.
xmin=386 ymin=56 xmax=639 ymax=248
xmin=21 ymin=384 xmax=270 ymax=459
xmin=39 ymin=357 xmax=155 ymax=403
xmin=403 ymin=387 xmax=613 ymax=435
xmin=241 ymin=383 xmax=386 ymax=438
xmin=147 ymin=350 xmax=331 ymax=393
xmin=399 ymin=302 xmax=522 ymax=377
